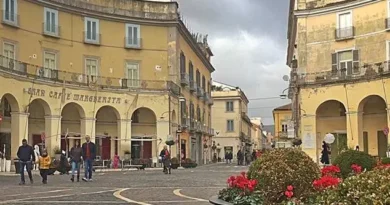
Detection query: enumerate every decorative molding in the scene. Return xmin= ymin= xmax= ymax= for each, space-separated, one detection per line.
xmin=81 ymin=117 xmax=96 ymax=121
xmin=44 ymin=115 xmax=62 ymax=120
xmin=10 ymin=112 xmax=29 ymax=117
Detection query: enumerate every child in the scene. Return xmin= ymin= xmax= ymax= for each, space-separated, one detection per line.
xmin=37 ymin=149 xmax=51 ymax=184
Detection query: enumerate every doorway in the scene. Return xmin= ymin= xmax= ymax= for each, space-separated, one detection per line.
xmin=101 ymin=137 xmax=111 ymax=160
xmin=363 ymin=131 xmax=368 ymax=154
xmin=330 ymin=133 xmax=347 ymax=162
xmin=378 ymin=131 xmax=387 ymax=157
xmin=0 ymin=133 xmax=11 ymax=160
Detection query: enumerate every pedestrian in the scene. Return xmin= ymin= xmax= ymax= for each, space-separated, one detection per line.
xmin=69 ymin=140 xmax=82 ymax=182
xmin=320 ymin=141 xmax=330 ymax=165
xmin=82 ymin=135 xmax=96 ymax=182
xmin=17 ymin=139 xmax=35 ymax=185
xmin=237 ymin=150 xmax=243 ymax=166
xmin=251 ymin=150 xmax=257 ymax=161
xmin=33 ymin=145 xmax=40 ymax=170
xmin=228 ymin=152 xmax=232 ymax=164
xmin=160 ymin=145 xmax=171 ymax=174
xmin=58 ymin=150 xmax=68 ymax=175
xmin=37 ymin=149 xmax=51 ymax=184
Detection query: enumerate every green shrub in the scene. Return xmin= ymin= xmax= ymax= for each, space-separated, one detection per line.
xmin=381 ymin=157 xmax=390 ymax=165
xmin=332 ymin=150 xmax=375 ymax=178
xmin=247 ymin=148 xmax=320 ymax=204
xmin=171 ymin=157 xmax=179 ymax=164
xmin=313 ymin=167 xmax=390 ymax=204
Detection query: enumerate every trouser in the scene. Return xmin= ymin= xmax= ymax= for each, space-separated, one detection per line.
xmin=40 ymin=169 xmax=48 ymax=183
xmin=84 ymin=159 xmax=93 ymax=179
xmin=71 ymin=161 xmax=81 ymax=178
xmin=20 ymin=161 xmax=33 ymax=183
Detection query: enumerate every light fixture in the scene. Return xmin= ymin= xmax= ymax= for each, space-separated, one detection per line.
xmin=179 ymin=97 xmax=186 ymax=102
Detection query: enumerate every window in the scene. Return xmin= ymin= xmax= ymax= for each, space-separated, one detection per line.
xmin=281 ymin=121 xmax=288 ymax=132
xmin=227 ymin=120 xmax=234 ymax=132
xmin=84 ymin=17 xmax=99 ymax=44
xmin=180 ymin=52 xmax=186 ymax=74
xmin=336 ymin=11 xmax=353 ymax=39
xmin=196 ymin=70 xmax=200 ymax=86
xmin=3 ymin=42 xmax=15 ymax=69
xmin=226 ymin=101 xmax=234 ymax=112
xmin=3 ymin=0 xmax=17 ymax=25
xmin=202 ymin=75 xmax=205 ymax=89
xmin=85 ymin=58 xmax=98 ymax=82
xmin=125 ymin=62 xmax=139 ymax=87
xmin=41 ymin=51 xmax=56 ymax=78
xmin=125 ymin=24 xmax=140 ymax=48
xmin=331 ymin=50 xmax=359 ymax=76
xmin=189 ymin=62 xmax=194 ymax=81
xmin=43 ymin=8 xmax=59 ymax=36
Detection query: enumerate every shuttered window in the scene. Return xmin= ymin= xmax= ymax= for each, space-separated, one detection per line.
xmin=331 ymin=49 xmax=359 ymax=76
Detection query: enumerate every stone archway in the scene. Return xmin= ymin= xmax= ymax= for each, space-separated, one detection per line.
xmin=95 ymin=106 xmax=120 ymax=160
xmin=61 ymin=102 xmax=85 ymax=153
xmin=358 ymin=95 xmax=388 ymax=157
xmin=0 ymin=93 xmax=20 ymax=160
xmin=316 ymin=100 xmax=347 ymax=162
xmin=28 ymin=98 xmax=52 ymax=153
xmin=131 ymin=107 xmax=157 ymax=161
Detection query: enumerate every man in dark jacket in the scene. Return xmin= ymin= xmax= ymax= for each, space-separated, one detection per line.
xmin=81 ymin=135 xmax=96 ymax=182
xmin=70 ymin=140 xmax=82 ymax=182
xmin=17 ymin=139 xmax=35 ymax=185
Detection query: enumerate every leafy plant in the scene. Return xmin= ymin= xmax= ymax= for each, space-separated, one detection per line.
xmin=247 ymin=148 xmax=320 ymax=203
xmin=381 ymin=157 xmax=390 ymax=165
xmin=332 ymin=150 xmax=375 ymax=178
xmin=171 ymin=157 xmax=179 ymax=164
xmin=165 ymin=140 xmax=175 ymax=146
xmin=123 ymin=150 xmax=131 ymax=155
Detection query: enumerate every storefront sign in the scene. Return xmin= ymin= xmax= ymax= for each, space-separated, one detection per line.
xmin=23 ymin=88 xmax=127 ymax=104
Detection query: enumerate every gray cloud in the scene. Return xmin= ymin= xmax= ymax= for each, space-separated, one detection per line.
xmin=177 ymin=0 xmax=291 ymax=125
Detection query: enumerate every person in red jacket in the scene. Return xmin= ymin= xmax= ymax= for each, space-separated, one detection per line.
xmin=81 ymin=135 xmax=96 ymax=182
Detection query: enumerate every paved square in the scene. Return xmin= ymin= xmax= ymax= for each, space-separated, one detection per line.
xmin=0 ymin=163 xmax=247 ymax=205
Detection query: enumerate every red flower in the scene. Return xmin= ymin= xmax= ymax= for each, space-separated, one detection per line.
xmin=313 ymin=176 xmax=341 ymax=190
xmin=321 ymin=165 xmax=341 ymax=177
xmin=351 ymin=164 xmax=362 ymax=174
xmin=226 ymin=172 xmax=258 ymax=193
xmin=285 ymin=190 xmax=293 ymax=198
xmin=287 ymin=185 xmax=293 ymax=191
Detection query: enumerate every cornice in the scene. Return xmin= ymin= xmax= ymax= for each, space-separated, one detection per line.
xmin=26 ymin=0 xmax=215 ymax=73
xmin=294 ymin=0 xmax=381 ymax=17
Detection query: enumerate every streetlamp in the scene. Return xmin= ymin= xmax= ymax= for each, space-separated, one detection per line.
xmin=279 ymin=88 xmax=289 ymax=99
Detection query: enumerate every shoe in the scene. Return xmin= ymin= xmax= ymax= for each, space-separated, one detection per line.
xmin=43 ymin=181 xmax=47 ymax=184
xmin=88 ymin=178 xmax=93 ymax=182
xmin=77 ymin=176 xmax=80 ymax=182
xmin=71 ymin=176 xmax=74 ymax=182
xmin=30 ymin=179 xmax=33 ymax=184
xmin=82 ymin=177 xmax=88 ymax=182
xmin=19 ymin=181 xmax=25 ymax=185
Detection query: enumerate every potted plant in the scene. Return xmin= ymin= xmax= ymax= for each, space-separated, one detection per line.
xmin=53 ymin=146 xmax=62 ymax=160
xmin=124 ymin=150 xmax=131 ymax=160
xmin=171 ymin=157 xmax=179 ymax=169
xmin=166 ymin=140 xmax=175 ymax=146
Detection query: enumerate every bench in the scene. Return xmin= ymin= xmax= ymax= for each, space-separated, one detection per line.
xmin=122 ymin=164 xmax=144 ymax=171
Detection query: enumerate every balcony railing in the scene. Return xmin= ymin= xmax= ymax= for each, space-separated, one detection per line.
xmin=181 ymin=117 xmax=189 ymax=128
xmin=197 ymin=87 xmax=204 ymax=99
xmin=42 ymin=23 xmax=61 ymax=37
xmin=84 ymin=31 xmax=101 ymax=45
xmin=124 ymin=38 xmax=142 ymax=49
xmin=0 ymin=55 xmax=180 ymax=95
xmin=209 ymin=128 xmax=215 ymax=136
xmin=335 ymin=26 xmax=354 ymax=40
xmin=189 ymin=119 xmax=196 ymax=131
xmin=180 ymin=73 xmax=189 ymax=86
xmin=189 ymin=80 xmax=197 ymax=92
xmin=195 ymin=121 xmax=202 ymax=133
xmin=1 ymin=10 xmax=19 ymax=27
xmin=296 ymin=61 xmax=390 ymax=86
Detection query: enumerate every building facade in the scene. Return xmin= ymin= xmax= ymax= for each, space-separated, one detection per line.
xmin=211 ymin=81 xmax=252 ymax=160
xmin=273 ymin=103 xmax=293 ymax=148
xmin=250 ymin=117 xmax=264 ymax=150
xmin=287 ymin=0 xmax=390 ymax=162
xmin=0 ymin=0 xmax=215 ymax=168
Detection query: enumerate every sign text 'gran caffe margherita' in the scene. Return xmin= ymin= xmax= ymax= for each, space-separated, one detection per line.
xmin=23 ymin=88 xmax=128 ymax=104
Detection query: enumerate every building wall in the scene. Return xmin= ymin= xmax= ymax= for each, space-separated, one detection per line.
xmin=273 ymin=110 xmax=293 ymax=139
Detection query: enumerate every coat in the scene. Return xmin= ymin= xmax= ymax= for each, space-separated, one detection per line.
xmin=82 ymin=142 xmax=96 ymax=160
xmin=38 ymin=155 xmax=51 ymax=169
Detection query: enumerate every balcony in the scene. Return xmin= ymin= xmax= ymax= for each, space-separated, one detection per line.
xmin=181 ymin=117 xmax=189 ymax=129
xmin=124 ymin=37 xmax=142 ymax=49
xmin=180 ymin=73 xmax=189 ymax=86
xmin=197 ymin=87 xmax=204 ymax=99
xmin=42 ymin=23 xmax=61 ymax=38
xmin=202 ymin=125 xmax=208 ymax=134
xmin=189 ymin=119 xmax=196 ymax=132
xmin=1 ymin=10 xmax=19 ymax=27
xmin=0 ymin=55 xmax=181 ymax=96
xmin=84 ymin=31 xmax=101 ymax=45
xmin=189 ymin=80 xmax=197 ymax=92
xmin=335 ymin=26 xmax=354 ymax=41
xmin=296 ymin=61 xmax=390 ymax=86
xmin=195 ymin=121 xmax=202 ymax=133
xmin=241 ymin=112 xmax=252 ymax=125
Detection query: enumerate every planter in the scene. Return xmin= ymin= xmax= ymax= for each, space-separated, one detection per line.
xmin=209 ymin=195 xmax=233 ymax=205
xmin=171 ymin=164 xmax=179 ymax=169
xmin=124 ymin=154 xmax=131 ymax=160
xmin=14 ymin=159 xmax=20 ymax=174
xmin=5 ymin=160 xmax=11 ymax=172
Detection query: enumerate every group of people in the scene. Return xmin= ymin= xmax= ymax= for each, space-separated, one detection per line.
xmin=16 ymin=136 xmax=96 ymax=185
xmin=225 ymin=149 xmax=262 ymax=166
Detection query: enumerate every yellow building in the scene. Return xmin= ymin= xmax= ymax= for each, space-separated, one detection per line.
xmin=211 ymin=81 xmax=252 ymax=160
xmin=250 ymin=117 xmax=264 ymax=150
xmin=0 ymin=0 xmax=215 ymax=168
xmin=287 ymin=0 xmax=390 ymax=162
xmin=273 ymin=103 xmax=293 ymax=148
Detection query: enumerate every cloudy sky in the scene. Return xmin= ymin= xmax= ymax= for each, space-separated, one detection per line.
xmin=176 ymin=0 xmax=291 ymax=125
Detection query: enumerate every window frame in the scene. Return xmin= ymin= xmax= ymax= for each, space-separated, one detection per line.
xmin=43 ymin=7 xmax=59 ymax=36
xmin=125 ymin=23 xmax=141 ymax=48
xmin=84 ymin=57 xmax=99 ymax=83
xmin=226 ymin=101 xmax=234 ymax=112
xmin=84 ymin=17 xmax=100 ymax=44
xmin=125 ymin=61 xmax=140 ymax=87
xmin=227 ymin=119 xmax=234 ymax=132
xmin=3 ymin=42 xmax=16 ymax=60
xmin=43 ymin=51 xmax=57 ymax=70
xmin=2 ymin=0 xmax=18 ymax=26
xmin=336 ymin=10 xmax=353 ymax=29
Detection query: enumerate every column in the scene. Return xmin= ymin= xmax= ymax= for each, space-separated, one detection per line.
xmin=346 ymin=111 xmax=363 ymax=150
xmin=117 ymin=119 xmax=131 ymax=157
xmin=44 ymin=115 xmax=61 ymax=154
xmin=300 ymin=115 xmax=318 ymax=162
xmin=11 ymin=112 xmax=29 ymax=158
xmin=81 ymin=118 xmax=96 ymax=143
xmin=157 ymin=120 xmax=170 ymax=158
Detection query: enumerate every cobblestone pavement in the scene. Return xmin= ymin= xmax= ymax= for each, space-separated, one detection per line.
xmin=0 ymin=163 xmax=247 ymax=205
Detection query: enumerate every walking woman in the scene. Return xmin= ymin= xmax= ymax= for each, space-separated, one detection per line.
xmin=320 ymin=141 xmax=330 ymax=165
xmin=70 ymin=140 xmax=82 ymax=182
xmin=160 ymin=146 xmax=171 ymax=174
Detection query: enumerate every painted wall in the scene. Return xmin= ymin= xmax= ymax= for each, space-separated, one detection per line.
xmin=273 ymin=110 xmax=292 ymax=138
